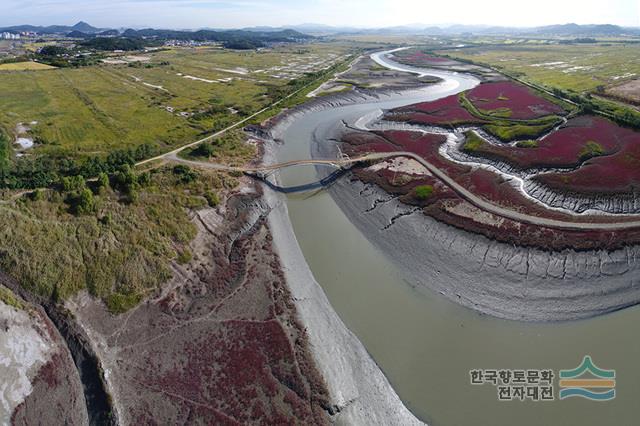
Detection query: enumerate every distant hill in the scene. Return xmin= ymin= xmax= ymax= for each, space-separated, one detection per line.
xmin=66 ymin=30 xmax=90 ymax=38
xmin=2 ymin=21 xmax=638 ymax=39
xmin=0 ymin=22 xmax=311 ymax=50
xmin=71 ymin=21 xmax=100 ymax=33
xmin=530 ymin=23 xmax=630 ymax=36
xmin=98 ymin=29 xmax=120 ymax=37
xmin=121 ymin=28 xmax=313 ymax=46
xmin=276 ymin=22 xmax=640 ymax=37
xmin=0 ymin=21 xmax=103 ymax=34
xmin=80 ymin=37 xmax=158 ymax=51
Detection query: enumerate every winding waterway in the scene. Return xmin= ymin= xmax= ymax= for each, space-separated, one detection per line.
xmin=275 ymin=50 xmax=640 ymax=425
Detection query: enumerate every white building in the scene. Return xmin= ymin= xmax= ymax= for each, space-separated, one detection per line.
xmin=1 ymin=32 xmax=21 ymax=40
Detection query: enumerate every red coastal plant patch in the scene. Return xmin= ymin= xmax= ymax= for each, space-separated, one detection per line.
xmin=387 ymin=94 xmax=487 ymax=126
xmin=467 ymin=81 xmax=565 ymax=119
xmin=532 ymin=116 xmax=640 ymax=193
xmin=396 ymin=51 xmax=453 ymax=65
xmin=465 ymin=116 xmax=623 ymax=168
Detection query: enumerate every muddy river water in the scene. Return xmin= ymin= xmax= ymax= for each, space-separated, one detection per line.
xmin=275 ymin=50 xmax=640 ymax=425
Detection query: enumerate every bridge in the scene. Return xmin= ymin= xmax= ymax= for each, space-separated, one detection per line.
xmin=167 ymin=151 xmax=387 ymax=175
xmin=169 ymin=150 xmax=640 ymax=232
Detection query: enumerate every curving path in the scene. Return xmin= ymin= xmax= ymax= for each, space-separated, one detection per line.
xmin=173 ymin=150 xmax=640 ymax=231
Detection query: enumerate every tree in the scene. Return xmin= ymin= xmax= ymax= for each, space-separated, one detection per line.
xmin=192 ymin=143 xmax=215 ymax=158
xmin=98 ymin=172 xmax=110 ymax=190
xmin=112 ymin=165 xmax=138 ymax=194
xmin=61 ymin=175 xmax=86 ymax=192
xmin=172 ymin=165 xmax=198 ymax=183
xmin=67 ymin=188 xmax=95 ymax=215
xmin=39 ymin=45 xmax=68 ymax=56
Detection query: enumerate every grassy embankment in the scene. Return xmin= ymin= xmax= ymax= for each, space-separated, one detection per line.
xmin=246 ymin=52 xmax=360 ymax=125
xmin=0 ymin=147 xmax=248 ymax=313
xmin=461 ymin=131 xmax=486 ymax=152
xmin=413 ymin=185 xmax=434 ymax=200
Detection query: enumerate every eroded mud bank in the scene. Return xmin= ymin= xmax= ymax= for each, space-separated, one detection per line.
xmin=329 ymin=177 xmax=640 ymax=321
xmin=309 ymin=121 xmax=640 ymax=321
xmin=261 ymin=138 xmax=424 ymax=425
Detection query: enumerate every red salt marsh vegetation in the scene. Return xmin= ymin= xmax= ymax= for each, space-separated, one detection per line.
xmin=387 ymin=94 xmax=487 ymax=126
xmin=462 ymin=116 xmax=623 ymax=169
xmin=539 ymin=154 xmax=640 ymax=194
xmin=345 ymin=130 xmax=561 ymax=216
xmin=66 ymin=191 xmax=331 ymax=425
xmin=385 ymin=82 xmax=565 ymax=129
xmin=467 ymin=81 xmax=565 ymax=119
xmin=457 ymin=114 xmax=640 ymax=194
xmin=341 ymin=128 xmax=640 ymax=250
xmin=385 ymin=88 xmax=640 ymax=196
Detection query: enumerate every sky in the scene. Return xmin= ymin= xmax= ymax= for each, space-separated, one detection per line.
xmin=2 ymin=0 xmax=639 ymax=29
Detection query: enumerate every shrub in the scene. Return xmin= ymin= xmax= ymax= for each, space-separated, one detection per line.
xmin=462 ymin=132 xmax=485 ymax=152
xmin=97 ymin=172 xmax=110 ymax=189
xmin=100 ymin=212 xmax=112 ymax=225
xmin=61 ymin=175 xmax=86 ymax=192
xmin=515 ymin=140 xmax=539 ymax=148
xmin=67 ymin=188 xmax=95 ymax=215
xmin=176 ymin=248 xmax=192 ymax=264
xmin=28 ymin=189 xmax=44 ymax=201
xmin=0 ymin=286 xmax=24 ymax=310
xmin=192 ymin=143 xmax=215 ymax=158
xmin=172 ymin=164 xmax=198 ymax=183
xmin=0 ymin=133 xmax=9 ymax=184
xmin=579 ymin=140 xmax=605 ymax=161
xmin=106 ymin=292 xmax=143 ymax=314
xmin=138 ymin=172 xmax=151 ymax=187
xmin=205 ymin=191 xmax=220 ymax=207
xmin=124 ymin=189 xmax=139 ymax=204
xmin=414 ymin=185 xmax=434 ymax=200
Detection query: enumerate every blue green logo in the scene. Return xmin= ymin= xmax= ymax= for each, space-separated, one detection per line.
xmin=559 ymin=356 xmax=615 ymax=401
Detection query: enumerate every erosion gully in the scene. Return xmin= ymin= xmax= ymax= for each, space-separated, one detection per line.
xmin=273 ymin=49 xmax=640 ymax=425
xmin=0 ymin=272 xmax=114 ymax=425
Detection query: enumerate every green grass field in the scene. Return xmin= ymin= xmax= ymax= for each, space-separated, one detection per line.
xmin=437 ymin=42 xmax=640 ymax=93
xmin=0 ymin=61 xmax=56 ymax=71
xmin=0 ymin=43 xmax=352 ymax=160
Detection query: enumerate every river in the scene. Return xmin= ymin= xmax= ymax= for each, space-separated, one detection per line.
xmin=274 ymin=50 xmax=640 ymax=425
